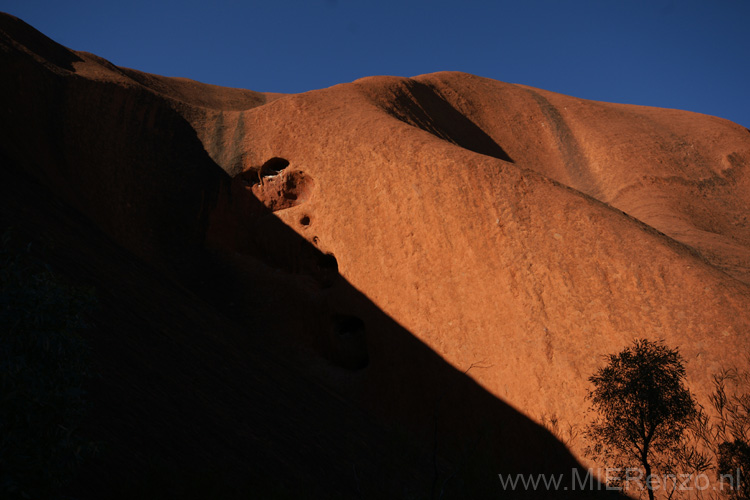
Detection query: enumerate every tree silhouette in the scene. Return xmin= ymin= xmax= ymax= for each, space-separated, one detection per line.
xmin=585 ymin=339 xmax=697 ymax=500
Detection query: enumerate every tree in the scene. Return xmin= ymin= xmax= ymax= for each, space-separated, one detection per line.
xmin=585 ymin=339 xmax=697 ymax=500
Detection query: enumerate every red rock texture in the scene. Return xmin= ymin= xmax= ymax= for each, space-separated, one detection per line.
xmin=2 ymin=11 xmax=749 ymax=499
xmin=200 ymin=71 xmax=750 ymax=420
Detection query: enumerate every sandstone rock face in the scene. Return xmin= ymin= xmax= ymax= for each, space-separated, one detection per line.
xmin=199 ymin=71 xmax=750 ymax=420
xmin=2 ymin=11 xmax=749 ymax=498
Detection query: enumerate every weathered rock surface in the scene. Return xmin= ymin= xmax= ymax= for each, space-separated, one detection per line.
xmin=2 ymin=11 xmax=749 ymax=498
xmin=200 ymin=70 xmax=750 ymax=421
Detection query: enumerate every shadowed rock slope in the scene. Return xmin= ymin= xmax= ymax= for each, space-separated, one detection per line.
xmin=2 ymin=11 xmax=749 ymax=498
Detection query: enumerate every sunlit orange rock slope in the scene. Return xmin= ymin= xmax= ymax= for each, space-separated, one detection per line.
xmin=197 ymin=63 xmax=750 ymax=419
xmin=2 ymin=11 xmax=749 ymax=499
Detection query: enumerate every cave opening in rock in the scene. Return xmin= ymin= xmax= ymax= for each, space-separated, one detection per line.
xmin=260 ymin=157 xmax=290 ymax=179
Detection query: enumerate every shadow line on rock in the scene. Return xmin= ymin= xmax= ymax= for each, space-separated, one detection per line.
xmin=0 ymin=18 xmax=620 ymax=496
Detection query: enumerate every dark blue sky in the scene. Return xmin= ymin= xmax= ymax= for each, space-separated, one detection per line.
xmin=3 ymin=0 xmax=749 ymax=127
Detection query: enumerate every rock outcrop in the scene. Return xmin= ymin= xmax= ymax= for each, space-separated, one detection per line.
xmin=2 ymin=11 xmax=748 ymax=498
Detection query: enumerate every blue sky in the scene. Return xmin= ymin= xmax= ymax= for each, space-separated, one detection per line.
xmin=3 ymin=0 xmax=749 ymax=127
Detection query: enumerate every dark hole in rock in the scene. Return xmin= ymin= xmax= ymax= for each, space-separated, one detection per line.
xmin=318 ymin=253 xmax=338 ymax=273
xmin=331 ymin=314 xmax=368 ymax=370
xmin=318 ymin=253 xmax=339 ymax=273
xmin=300 ymin=215 xmax=310 ymax=226
xmin=260 ymin=157 xmax=290 ymax=178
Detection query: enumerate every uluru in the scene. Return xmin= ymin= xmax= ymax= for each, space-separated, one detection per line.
xmin=1 ymin=10 xmax=749 ymax=500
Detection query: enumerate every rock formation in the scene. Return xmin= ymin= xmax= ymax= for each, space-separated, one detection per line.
xmin=2 ymin=11 xmax=748 ymax=499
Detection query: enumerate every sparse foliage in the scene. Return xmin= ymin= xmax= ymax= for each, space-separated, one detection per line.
xmin=709 ymin=367 xmax=750 ymax=499
xmin=585 ymin=339 xmax=697 ymax=500
xmin=540 ymin=412 xmax=579 ymax=448
xmin=645 ymin=361 xmax=750 ymax=500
